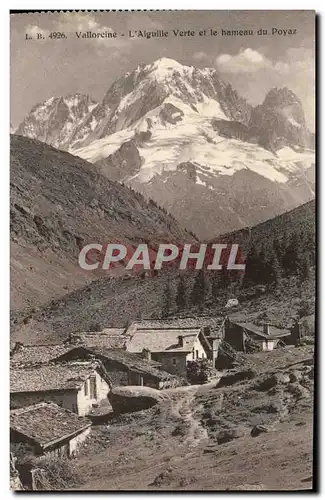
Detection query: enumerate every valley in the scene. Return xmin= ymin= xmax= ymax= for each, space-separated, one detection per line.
xmin=10 ymin=11 xmax=316 ymax=494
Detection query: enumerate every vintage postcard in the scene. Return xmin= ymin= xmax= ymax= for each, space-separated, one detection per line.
xmin=10 ymin=10 xmax=316 ymax=491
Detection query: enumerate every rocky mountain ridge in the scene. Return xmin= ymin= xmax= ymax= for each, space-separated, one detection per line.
xmin=16 ymin=93 xmax=99 ymax=150
xmin=14 ymin=58 xmax=315 ymax=239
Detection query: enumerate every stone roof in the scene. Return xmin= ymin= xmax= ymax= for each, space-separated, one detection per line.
xmin=230 ymin=321 xmax=291 ymax=340
xmin=10 ymin=361 xmax=106 ymax=393
xmin=10 ymin=402 xmax=91 ymax=448
xmin=10 ymin=344 xmax=74 ymax=367
xmin=57 ymin=346 xmax=177 ymax=381
xmin=127 ymin=317 xmax=225 ymax=339
xmin=126 ymin=327 xmax=202 ymax=354
xmin=131 ymin=316 xmax=224 ymax=330
xmin=64 ymin=328 xmax=127 ymax=349
xmin=85 ymin=347 xmax=175 ymax=379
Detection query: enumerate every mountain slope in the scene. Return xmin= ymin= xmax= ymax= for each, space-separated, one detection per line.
xmin=15 ymin=94 xmax=98 ymax=150
xmin=10 ymin=135 xmax=192 ymax=310
xmin=11 ymin=199 xmax=315 ymax=344
xmin=217 ymin=199 xmax=316 ymax=248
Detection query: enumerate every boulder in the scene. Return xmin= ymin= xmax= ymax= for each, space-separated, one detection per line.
xmin=254 ymin=373 xmax=290 ymax=391
xmin=108 ymin=386 xmax=168 ymax=414
xmin=217 ymin=428 xmax=245 ymax=444
xmin=289 ymin=370 xmax=303 ymax=382
xmin=251 ymin=424 xmax=269 ymax=437
xmin=287 ymin=383 xmax=310 ymax=400
xmin=252 ymin=401 xmax=284 ymax=414
xmin=225 ymin=298 xmax=239 ymax=308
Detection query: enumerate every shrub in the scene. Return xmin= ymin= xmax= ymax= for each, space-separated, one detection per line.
xmin=297 ymin=300 xmax=313 ymax=318
xmin=89 ymin=322 xmax=102 ymax=332
xmin=11 ymin=443 xmax=82 ymax=490
xmin=10 ymin=442 xmax=34 ymax=465
xmin=30 ymin=456 xmax=82 ymax=491
xmin=187 ymin=359 xmax=216 ymax=384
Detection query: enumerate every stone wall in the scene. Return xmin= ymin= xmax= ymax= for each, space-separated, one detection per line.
xmin=11 ymin=390 xmax=79 ymax=413
xmin=153 ymin=352 xmax=187 ymax=378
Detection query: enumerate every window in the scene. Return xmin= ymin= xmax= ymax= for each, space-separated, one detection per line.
xmin=71 ymin=403 xmax=77 ymax=413
xmin=84 ymin=380 xmax=88 ymax=396
xmin=89 ymin=375 xmax=97 ymax=399
xmin=196 ymin=350 xmax=199 ymax=359
xmin=172 ymin=358 xmax=177 ymax=365
xmin=192 ymin=348 xmax=195 ymax=360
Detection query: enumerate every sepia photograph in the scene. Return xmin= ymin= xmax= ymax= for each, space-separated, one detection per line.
xmin=10 ymin=9 xmax=315 ymax=491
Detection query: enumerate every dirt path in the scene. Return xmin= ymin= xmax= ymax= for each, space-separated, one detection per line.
xmin=164 ymin=381 xmax=217 ymax=449
xmin=74 ymin=349 xmax=314 ymax=491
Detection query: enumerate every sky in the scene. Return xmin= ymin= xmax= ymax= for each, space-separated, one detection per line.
xmin=10 ymin=10 xmax=315 ymax=130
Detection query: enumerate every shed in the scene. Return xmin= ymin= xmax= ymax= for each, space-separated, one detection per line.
xmin=10 ymin=402 xmax=91 ymax=457
xmin=225 ymin=318 xmax=291 ymax=352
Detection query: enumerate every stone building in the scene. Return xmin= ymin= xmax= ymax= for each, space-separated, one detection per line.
xmin=224 ymin=318 xmax=291 ymax=352
xmin=56 ymin=345 xmax=181 ymax=389
xmin=10 ymin=402 xmax=91 ymax=457
xmin=125 ymin=320 xmax=211 ymax=378
xmin=10 ymin=361 xmax=111 ymax=416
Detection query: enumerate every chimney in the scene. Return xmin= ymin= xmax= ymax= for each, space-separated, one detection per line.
xmin=178 ymin=335 xmax=183 ymax=347
xmin=263 ymin=323 xmax=270 ymax=335
xmin=142 ymin=348 xmax=151 ymax=362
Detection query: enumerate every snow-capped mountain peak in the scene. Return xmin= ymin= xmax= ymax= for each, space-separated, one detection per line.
xmin=65 ymin=58 xmax=251 ymax=150
xmin=15 ymin=94 xmax=98 ymax=150
xmin=148 ymin=57 xmax=185 ymax=71
xmin=15 ymin=58 xmax=315 ymax=239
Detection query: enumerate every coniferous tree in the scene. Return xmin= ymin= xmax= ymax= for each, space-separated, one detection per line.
xmin=176 ymin=274 xmax=187 ymax=311
xmin=191 ymin=268 xmax=209 ymax=310
xmin=211 ymin=272 xmax=220 ymax=298
xmin=161 ymin=279 xmax=172 ymax=318
xmin=221 ymin=267 xmax=231 ymax=292
xmin=298 ymin=253 xmax=310 ymax=281
xmin=258 ymin=248 xmax=271 ymax=283
xmin=283 ymin=232 xmax=303 ymax=276
xmin=269 ymin=251 xmax=283 ymax=285
xmin=243 ymin=245 xmax=262 ymax=286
